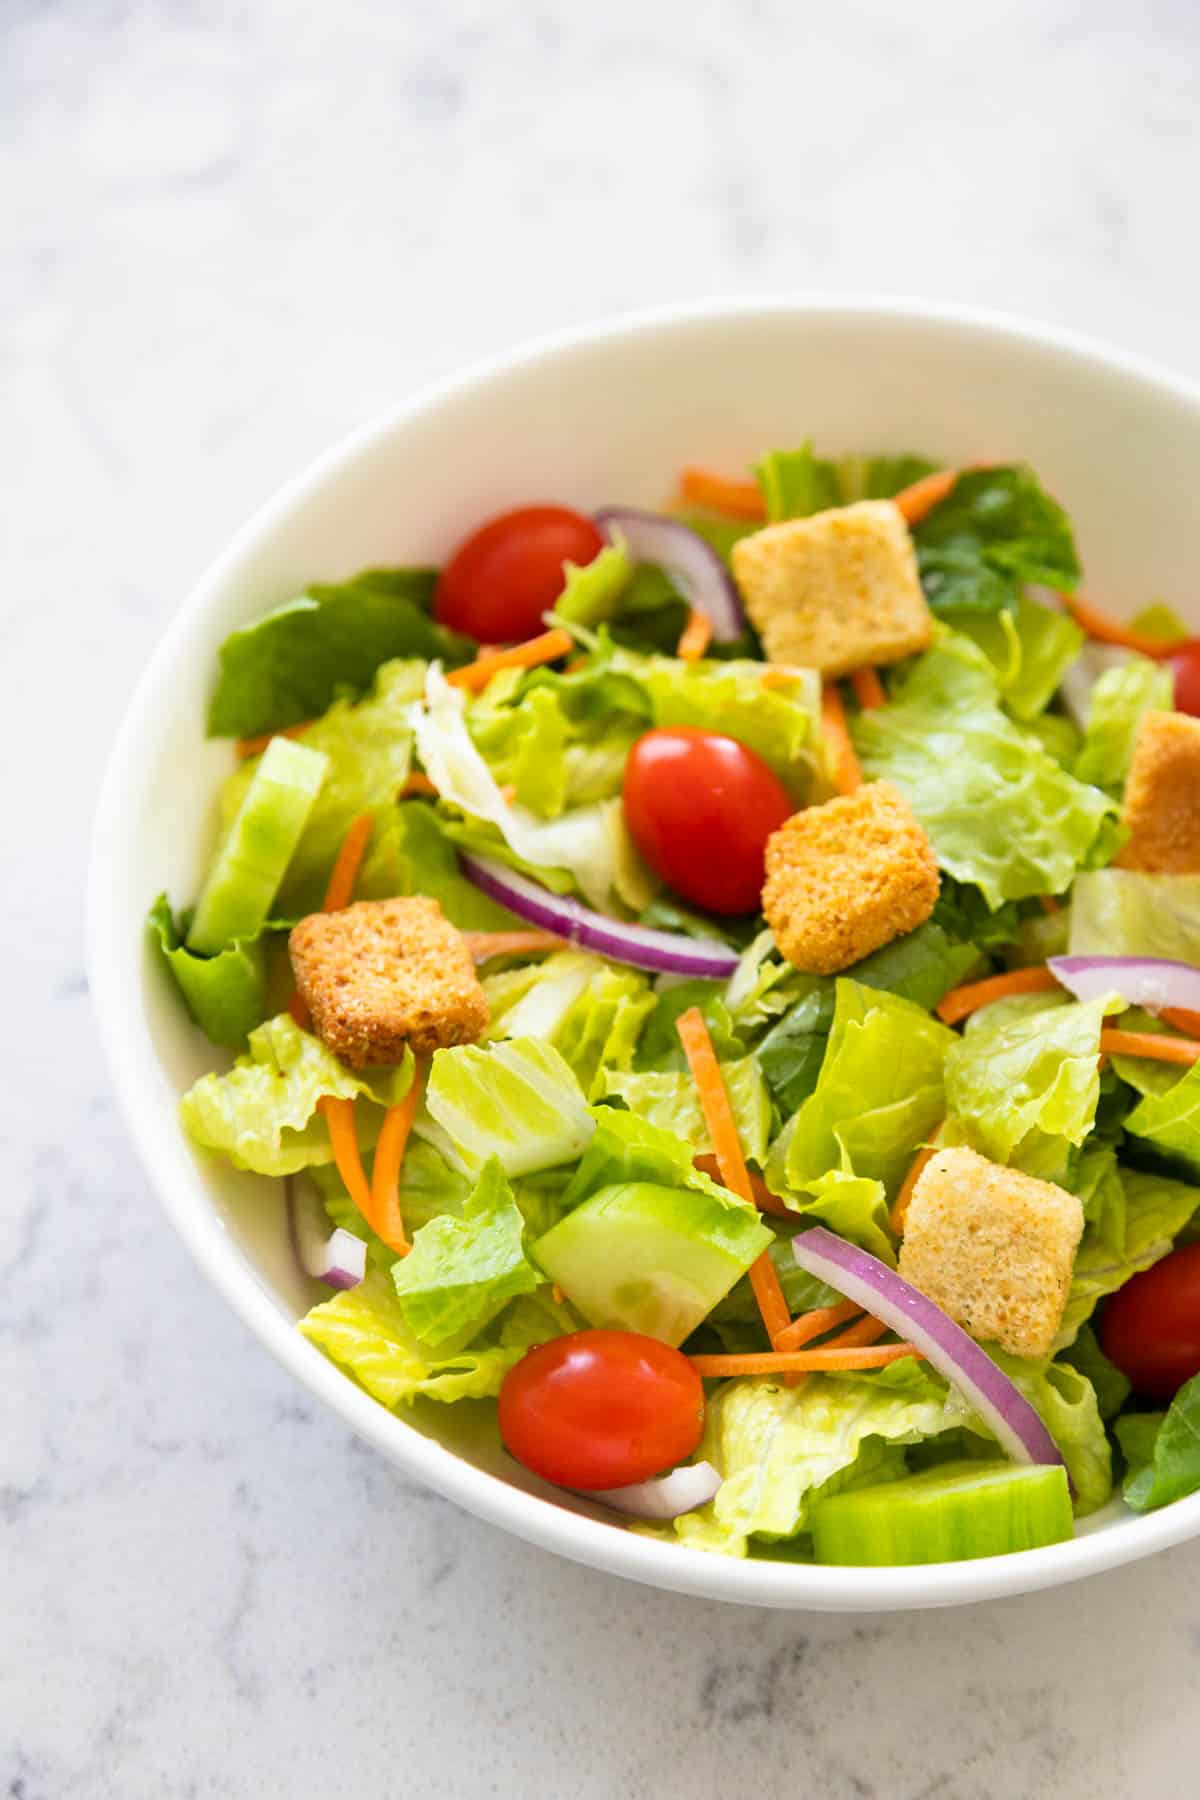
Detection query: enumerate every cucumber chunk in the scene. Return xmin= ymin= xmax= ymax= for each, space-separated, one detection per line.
xmin=187 ymin=736 xmax=328 ymax=954
xmin=810 ymin=1460 xmax=1073 ymax=1566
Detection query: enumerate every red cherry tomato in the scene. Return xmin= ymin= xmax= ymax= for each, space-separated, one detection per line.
xmin=434 ymin=505 xmax=605 ymax=643
xmin=1169 ymin=642 xmax=1200 ymax=718
xmin=1100 ymin=1242 xmax=1200 ymax=1399
xmin=622 ymin=727 xmax=794 ymax=915
xmin=498 ymin=1329 xmax=705 ymax=1490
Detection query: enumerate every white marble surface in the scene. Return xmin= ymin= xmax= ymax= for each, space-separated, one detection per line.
xmin=8 ymin=0 xmax=1200 ymax=1792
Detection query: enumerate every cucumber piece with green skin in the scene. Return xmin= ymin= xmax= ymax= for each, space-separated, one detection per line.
xmin=810 ymin=1460 xmax=1073 ymax=1567
xmin=532 ymin=1180 xmax=772 ymax=1347
xmin=187 ymin=736 xmax=329 ymax=954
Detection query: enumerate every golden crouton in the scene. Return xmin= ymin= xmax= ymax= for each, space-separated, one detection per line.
xmin=761 ymin=781 xmax=939 ymax=974
xmin=731 ymin=499 xmax=934 ymax=676
xmin=898 ymin=1147 xmax=1083 ymax=1359
xmin=289 ymin=897 xmax=488 ymax=1066
xmin=1118 ymin=709 xmax=1200 ymax=873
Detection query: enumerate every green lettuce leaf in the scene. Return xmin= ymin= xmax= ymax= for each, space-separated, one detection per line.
xmin=912 ymin=465 xmax=1080 ymax=616
xmin=391 ymin=1157 xmax=539 ymax=1352
xmin=417 ymin=1036 xmax=594 ymax=1178
xmin=987 ymin=1351 xmax=1112 ymax=1515
xmin=561 ymin=1107 xmax=735 ymax=1209
xmin=179 ymin=1013 xmax=413 ymax=1175
xmin=208 ymin=568 xmax=470 ymax=738
xmin=554 ymin=540 xmax=633 ymax=627
xmin=1073 ymin=656 xmax=1175 ymax=792
xmin=299 ymin=1273 xmax=522 ymax=1407
xmin=147 ymin=893 xmax=267 ymax=1049
xmin=498 ymin=1286 xmax=583 ymax=1346
xmin=482 ymin=951 xmax=654 ymax=1099
xmin=1118 ymin=1375 xmax=1200 ymax=1511
xmin=942 ymin=594 xmax=1084 ymax=719
xmin=630 ymin=655 xmax=822 ymax=796
xmin=754 ymin=442 xmax=842 ymax=521
xmin=853 ymin=635 xmax=1119 ymax=907
xmin=603 ymin=1056 xmax=773 ymax=1167
xmin=786 ymin=1169 xmax=894 ymax=1262
xmin=314 ymin=1138 xmax=470 ymax=1272
xmin=670 ymin=509 xmax=759 ymax=561
xmin=724 ymin=930 xmax=807 ymax=1033
xmin=635 ymin=980 xmax=745 ymax=1072
xmin=1130 ymin=601 xmax=1189 ymax=646
xmin=837 ymin=453 xmax=940 ymax=501
xmin=1069 ymin=869 xmax=1200 ymax=964
xmin=944 ymin=991 xmax=1109 ymax=1171
xmin=1120 ymin=1060 xmax=1200 ymax=1182
xmin=1059 ymin=1322 xmax=1131 ymax=1422
xmin=468 ymin=679 xmax=571 ymax=817
xmin=354 ymin=802 xmax=517 ymax=930
xmin=1056 ymin=1166 xmax=1200 ymax=1348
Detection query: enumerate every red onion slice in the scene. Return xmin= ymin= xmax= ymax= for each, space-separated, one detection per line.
xmin=595 ymin=507 xmax=746 ymax=642
xmin=1049 ymin=954 xmax=1200 ymax=1014
xmin=792 ymin=1228 xmax=1063 ymax=1468
xmin=575 ymin=1461 xmax=722 ymax=1519
xmin=287 ymin=1177 xmax=366 ymax=1290
xmin=460 ymin=852 xmax=739 ymax=979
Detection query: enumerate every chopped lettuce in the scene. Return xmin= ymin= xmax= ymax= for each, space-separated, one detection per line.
xmin=603 ymin=1056 xmax=773 ymax=1167
xmin=1059 ymin=1322 xmax=1131 ymax=1422
xmin=754 ymin=981 xmax=837 ymax=1116
xmin=561 ymin=1107 xmax=735 ymax=1209
xmin=417 ymin=1037 xmax=594 ymax=1178
xmin=468 ymin=679 xmax=572 ymax=817
xmin=1069 ymin=870 xmax=1200 ymax=965
xmin=630 ymin=654 xmax=822 ymax=796
xmin=724 ymin=930 xmax=806 ymax=1033
xmin=315 ymin=1138 xmax=470 ymax=1271
xmin=1055 ymin=1167 xmax=1200 ymax=1349
xmin=942 ymin=594 xmax=1084 ymax=720
xmin=1120 ymin=1059 xmax=1200 ymax=1182
xmin=635 ymin=980 xmax=745 ymax=1073
xmin=754 ymin=442 xmax=841 ymax=521
xmin=1073 ymin=656 xmax=1174 ymax=792
xmin=786 ymin=1169 xmax=894 ymax=1262
xmin=911 ymin=465 xmax=1080 ymax=616
xmin=355 ymin=802 xmax=517 ymax=930
xmin=483 ymin=951 xmax=654 ymax=1099
xmin=299 ymin=1273 xmax=522 ymax=1407
xmin=853 ymin=635 xmax=1119 ymax=906
xmin=207 ymin=567 xmax=469 ymax=738
xmin=1118 ymin=1373 xmax=1200 ymax=1512
xmin=147 ymin=893 xmax=267 ymax=1049
xmin=391 ymin=1158 xmax=540 ymax=1352
xmin=179 ymin=1013 xmax=413 ymax=1175
xmin=554 ymin=540 xmax=633 ymax=627
xmin=498 ymin=1286 xmax=583 ymax=1347
xmin=987 ymin=1351 xmax=1112 ymax=1516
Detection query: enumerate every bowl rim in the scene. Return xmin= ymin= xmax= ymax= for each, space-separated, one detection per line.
xmin=89 ymin=294 xmax=1200 ymax=1610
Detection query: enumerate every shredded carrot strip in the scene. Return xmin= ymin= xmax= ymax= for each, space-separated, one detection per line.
xmin=677 ymin=607 xmax=713 ymax=661
xmin=235 ymin=720 xmax=313 ymax=759
xmin=824 ymin=1314 xmax=890 ymax=1351
xmin=820 ymin=682 xmax=863 ymax=795
xmin=318 ymin=1094 xmax=375 ymax=1220
xmin=675 ymin=1009 xmax=791 ymax=1342
xmin=1099 ymin=1030 xmax=1200 ymax=1067
xmin=849 ymin=666 xmax=887 ymax=710
xmin=1061 ymin=594 xmax=1179 ymax=660
xmin=679 ymin=467 xmax=766 ymax=520
xmin=690 ymin=1345 xmax=923 ymax=1376
xmin=937 ymin=964 xmax=1060 ymax=1025
xmin=322 ymin=813 xmax=373 ymax=913
xmin=772 ymin=1300 xmax=862 ymax=1353
xmin=1162 ymin=1007 xmax=1200 ymax=1039
xmin=889 ymin=1138 xmax=942 ymax=1234
xmin=692 ymin=1153 xmax=794 ymax=1220
xmin=1039 ymin=894 xmax=1061 ymax=915
xmin=400 ymin=773 xmax=439 ymax=798
xmin=446 ymin=629 xmax=575 ymax=692
xmin=368 ymin=1073 xmax=422 ymax=1257
xmin=464 ymin=930 xmax=566 ymax=962
xmin=551 ymin=1283 xmax=566 ymax=1306
xmin=893 ymin=467 xmax=958 ymax=526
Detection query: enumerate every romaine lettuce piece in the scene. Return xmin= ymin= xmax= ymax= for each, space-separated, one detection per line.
xmin=207 ymin=567 xmax=469 ymax=738
xmin=1120 ymin=1059 xmax=1200 ymax=1182
xmin=912 ymin=465 xmax=1080 ymax=616
xmin=179 ymin=1013 xmax=414 ymax=1176
xmin=417 ymin=1037 xmax=594 ymax=1178
xmin=1058 ymin=1322 xmax=1131 ymax=1422
xmin=787 ymin=1169 xmax=894 ymax=1262
xmin=148 ymin=893 xmax=267 ymax=1049
xmin=986 ymin=1351 xmax=1111 ymax=1515
xmin=635 ymin=980 xmax=745 ymax=1072
xmin=314 ymin=1139 xmax=471 ymax=1273
xmin=853 ymin=635 xmax=1119 ymax=906
xmin=532 ymin=1178 xmax=771 ymax=1345
xmin=391 ymin=1158 xmax=540 ymax=1352
xmin=554 ymin=540 xmax=633 ymax=627
xmin=559 ymin=1107 xmax=714 ymax=1207
xmin=944 ymin=991 xmax=1109 ymax=1171
xmin=1069 ymin=869 xmax=1200 ymax=965
xmin=630 ymin=655 xmax=822 ymax=795
xmin=469 ymin=680 xmax=571 ymax=817
xmin=483 ymin=951 xmax=654 ymax=1099
xmin=754 ymin=442 xmax=841 ymax=521
xmin=1073 ymin=656 xmax=1174 ymax=791
xmin=299 ymin=1273 xmax=523 ymax=1407
xmin=942 ymin=594 xmax=1084 ymax=719
xmin=1055 ymin=1167 xmax=1200 ymax=1349
xmin=603 ymin=1057 xmax=773 ymax=1168
xmin=1117 ymin=1373 xmax=1200 ymax=1512
xmin=354 ymin=802 xmax=517 ymax=930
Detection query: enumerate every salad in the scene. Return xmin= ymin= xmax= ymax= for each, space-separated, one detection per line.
xmin=152 ymin=445 xmax=1200 ymax=1567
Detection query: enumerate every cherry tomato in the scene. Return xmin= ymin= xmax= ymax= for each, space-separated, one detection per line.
xmin=497 ymin=1329 xmax=705 ymax=1490
xmin=622 ymin=727 xmax=794 ymax=915
xmin=1100 ymin=1242 xmax=1200 ymax=1399
xmin=434 ymin=504 xmax=605 ymax=643
xmin=1169 ymin=642 xmax=1200 ymax=718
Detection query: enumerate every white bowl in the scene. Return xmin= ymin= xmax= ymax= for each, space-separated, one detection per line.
xmin=90 ymin=298 xmax=1200 ymax=1610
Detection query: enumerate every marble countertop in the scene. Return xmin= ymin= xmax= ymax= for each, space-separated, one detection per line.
xmin=8 ymin=0 xmax=1200 ymax=1792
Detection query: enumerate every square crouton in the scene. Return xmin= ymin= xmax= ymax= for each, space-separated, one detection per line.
xmin=762 ymin=780 xmax=939 ymax=974
xmin=289 ymin=896 xmax=488 ymax=1066
xmin=1118 ymin=709 xmax=1200 ymax=873
xmin=730 ymin=499 xmax=934 ymax=676
xmin=898 ymin=1147 xmax=1084 ymax=1358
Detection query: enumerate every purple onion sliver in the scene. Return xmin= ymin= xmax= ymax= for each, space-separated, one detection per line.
xmin=594 ymin=506 xmax=746 ymax=642
xmin=575 ymin=1461 xmax=722 ymax=1520
xmin=791 ymin=1228 xmax=1062 ymax=1469
xmin=460 ymin=852 xmax=739 ymax=979
xmin=1049 ymin=954 xmax=1200 ymax=1016
xmin=287 ymin=1176 xmax=366 ymax=1290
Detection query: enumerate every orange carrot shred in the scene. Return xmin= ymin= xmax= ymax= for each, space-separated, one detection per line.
xmin=823 ymin=1314 xmax=890 ymax=1351
xmin=235 ymin=720 xmax=313 ymax=759
xmin=936 ymin=964 xmax=1061 ymax=1026
xmin=318 ymin=1093 xmax=375 ymax=1221
xmin=677 ymin=607 xmax=714 ymax=661
xmin=368 ymin=1072 xmax=422 ymax=1257
xmin=446 ymin=629 xmax=575 ymax=692
xmin=1162 ymin=1006 xmax=1200 ymax=1039
xmin=1099 ymin=1029 xmax=1200 ymax=1067
xmin=1061 ymin=594 xmax=1180 ymax=660
xmin=892 ymin=467 xmax=958 ymax=526
xmin=464 ymin=930 xmax=566 ymax=962
xmin=821 ymin=682 xmax=864 ymax=795
xmin=689 ymin=1345 xmax=924 ymax=1376
xmin=400 ymin=773 xmax=439 ymax=798
xmin=850 ymin=666 xmax=887 ymax=711
xmin=772 ymin=1300 xmax=862 ymax=1353
xmin=889 ymin=1136 xmax=942 ymax=1234
xmin=551 ymin=1283 xmax=566 ymax=1307
xmin=321 ymin=813 xmax=373 ymax=913
xmin=679 ymin=467 xmax=766 ymax=520
xmin=675 ymin=1008 xmax=791 ymax=1343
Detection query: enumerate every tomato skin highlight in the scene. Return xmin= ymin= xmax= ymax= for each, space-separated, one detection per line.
xmin=434 ymin=505 xmax=605 ymax=643
xmin=1100 ymin=1242 xmax=1200 ymax=1399
xmin=622 ymin=727 xmax=794 ymax=915
xmin=498 ymin=1329 xmax=705 ymax=1490
xmin=1169 ymin=643 xmax=1200 ymax=718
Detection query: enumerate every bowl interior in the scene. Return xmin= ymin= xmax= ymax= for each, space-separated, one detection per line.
xmin=91 ymin=300 xmax=1200 ymax=1608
